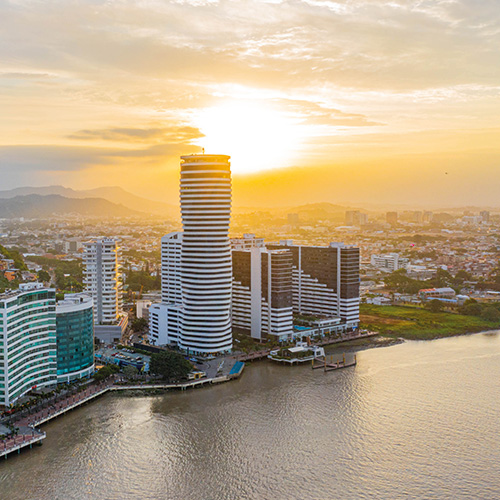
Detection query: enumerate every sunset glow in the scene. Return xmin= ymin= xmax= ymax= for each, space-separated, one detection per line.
xmin=195 ymin=100 xmax=304 ymax=174
xmin=0 ymin=0 xmax=499 ymax=206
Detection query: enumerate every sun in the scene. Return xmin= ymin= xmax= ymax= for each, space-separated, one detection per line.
xmin=194 ymin=99 xmax=303 ymax=174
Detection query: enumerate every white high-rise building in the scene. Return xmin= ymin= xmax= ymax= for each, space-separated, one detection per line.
xmin=83 ymin=238 xmax=126 ymax=342
xmin=149 ymin=155 xmax=233 ymax=354
xmin=150 ymin=233 xmax=183 ymax=347
xmin=370 ymin=253 xmax=408 ymax=272
xmin=161 ymin=232 xmax=183 ymax=304
xmin=179 ymin=154 xmax=233 ymax=354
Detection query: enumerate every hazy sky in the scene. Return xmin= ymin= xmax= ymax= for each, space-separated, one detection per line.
xmin=1 ymin=0 xmax=499 ymax=207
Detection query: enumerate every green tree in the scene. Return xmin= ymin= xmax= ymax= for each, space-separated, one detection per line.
xmin=149 ymin=351 xmax=193 ymax=382
xmin=481 ymin=306 xmax=500 ymax=322
xmin=384 ymin=269 xmax=426 ymax=295
xmin=93 ymin=364 xmax=119 ymax=382
xmin=125 ymin=269 xmax=160 ymax=292
xmin=0 ymin=245 xmax=28 ymax=271
xmin=459 ymin=299 xmax=482 ymax=316
xmin=432 ymin=268 xmax=453 ymax=288
xmin=123 ymin=365 xmax=139 ymax=380
xmin=38 ymin=270 xmax=51 ymax=283
xmin=131 ymin=317 xmax=148 ymax=332
xmin=425 ymin=299 xmax=444 ymax=313
xmin=455 ymin=270 xmax=472 ymax=282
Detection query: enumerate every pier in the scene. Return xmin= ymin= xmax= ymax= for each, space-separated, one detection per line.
xmin=312 ymin=353 xmax=357 ymax=372
xmin=315 ymin=330 xmax=378 ymax=347
xmin=236 ymin=349 xmax=271 ymax=362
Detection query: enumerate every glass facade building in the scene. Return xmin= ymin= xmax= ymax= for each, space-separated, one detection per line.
xmin=0 ymin=283 xmax=57 ymax=407
xmin=56 ymin=294 xmax=94 ymax=383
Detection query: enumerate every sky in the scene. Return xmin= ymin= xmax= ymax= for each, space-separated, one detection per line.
xmin=1 ymin=0 xmax=500 ymax=208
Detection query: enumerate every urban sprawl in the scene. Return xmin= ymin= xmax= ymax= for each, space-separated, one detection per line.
xmin=1 ymin=155 xmax=500 ymax=451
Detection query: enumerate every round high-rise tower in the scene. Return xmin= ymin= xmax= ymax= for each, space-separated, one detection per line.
xmin=179 ymin=154 xmax=232 ymax=354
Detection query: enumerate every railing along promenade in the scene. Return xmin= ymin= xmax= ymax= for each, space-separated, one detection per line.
xmin=0 ymin=429 xmax=46 ymax=459
xmin=1 ymin=380 xmax=113 ymax=459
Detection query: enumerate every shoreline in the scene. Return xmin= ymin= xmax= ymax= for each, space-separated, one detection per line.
xmin=3 ymin=327 xmax=498 ymax=461
xmin=325 ymin=327 xmax=500 ymax=356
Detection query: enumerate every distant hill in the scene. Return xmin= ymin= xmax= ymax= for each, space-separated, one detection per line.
xmin=288 ymin=202 xmax=355 ymax=214
xmin=0 ymin=194 xmax=141 ymax=219
xmin=0 ymin=186 xmax=177 ymax=217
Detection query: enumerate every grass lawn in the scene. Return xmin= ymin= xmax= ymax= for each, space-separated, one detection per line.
xmin=360 ymin=304 xmax=499 ymax=340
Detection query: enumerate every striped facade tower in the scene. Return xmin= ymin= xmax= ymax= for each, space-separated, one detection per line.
xmin=179 ymin=154 xmax=233 ymax=354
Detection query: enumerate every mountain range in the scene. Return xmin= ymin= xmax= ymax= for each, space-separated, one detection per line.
xmin=0 ymin=186 xmax=177 ymax=217
xmin=0 ymin=194 xmax=144 ymax=219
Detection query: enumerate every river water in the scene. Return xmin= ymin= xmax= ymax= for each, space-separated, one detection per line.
xmin=1 ymin=333 xmax=500 ymax=500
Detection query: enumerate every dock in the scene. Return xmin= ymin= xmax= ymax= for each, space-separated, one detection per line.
xmin=315 ymin=330 xmax=378 ymax=347
xmin=236 ymin=350 xmax=271 ymax=362
xmin=312 ymin=353 xmax=357 ymax=372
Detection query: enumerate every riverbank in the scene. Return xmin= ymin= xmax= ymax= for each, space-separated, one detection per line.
xmin=360 ymin=304 xmax=499 ymax=341
xmin=3 ymin=333 xmax=500 ymax=499
xmin=0 ymin=360 xmax=246 ymax=459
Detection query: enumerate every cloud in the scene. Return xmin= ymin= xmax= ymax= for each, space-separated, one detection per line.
xmin=2 ymin=0 xmax=500 ymax=93
xmin=274 ymin=98 xmax=383 ymax=127
xmin=68 ymin=125 xmax=204 ymax=143
xmin=0 ymin=0 xmax=499 ymax=205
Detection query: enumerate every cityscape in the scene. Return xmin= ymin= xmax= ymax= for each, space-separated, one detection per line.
xmin=2 ymin=1 xmax=500 ymax=499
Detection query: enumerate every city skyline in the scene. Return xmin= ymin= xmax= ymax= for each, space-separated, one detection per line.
xmin=1 ymin=1 xmax=500 ymax=495
xmin=1 ymin=1 xmax=500 ymax=207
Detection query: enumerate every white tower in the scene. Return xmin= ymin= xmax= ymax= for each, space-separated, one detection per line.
xmin=161 ymin=232 xmax=183 ymax=304
xmin=83 ymin=238 xmax=123 ymax=325
xmin=179 ymin=154 xmax=233 ymax=354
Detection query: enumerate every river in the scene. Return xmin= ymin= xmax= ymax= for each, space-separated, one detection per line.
xmin=1 ymin=332 xmax=500 ymax=500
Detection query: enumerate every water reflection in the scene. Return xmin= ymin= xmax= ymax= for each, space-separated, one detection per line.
xmin=1 ymin=333 xmax=500 ymax=500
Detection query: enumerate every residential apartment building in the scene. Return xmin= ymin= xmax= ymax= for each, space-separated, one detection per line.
xmin=232 ymin=247 xmax=294 ymax=341
xmin=370 ymin=253 xmax=408 ymax=272
xmin=0 ymin=283 xmax=57 ymax=407
xmin=269 ymin=241 xmax=360 ymax=327
xmin=179 ymin=154 xmax=233 ymax=354
xmin=230 ymin=233 xmax=265 ymax=250
xmin=149 ymin=154 xmax=233 ymax=354
xmin=83 ymin=238 xmax=126 ymax=342
xmin=161 ymin=232 xmax=183 ymax=304
xmin=345 ymin=210 xmax=368 ymax=226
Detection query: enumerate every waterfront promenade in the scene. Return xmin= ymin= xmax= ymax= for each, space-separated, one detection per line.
xmin=0 ymin=360 xmax=245 ymax=460
xmin=1 ymin=381 xmax=113 ymax=459
xmin=0 ymin=427 xmax=46 ymax=459
xmin=0 ymin=332 xmax=375 ymax=460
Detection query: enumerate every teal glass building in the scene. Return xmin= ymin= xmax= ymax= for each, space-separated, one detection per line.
xmin=56 ymin=294 xmax=94 ymax=383
xmin=0 ymin=283 xmax=57 ymax=407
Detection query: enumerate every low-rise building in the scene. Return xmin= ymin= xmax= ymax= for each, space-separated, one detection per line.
xmin=419 ymin=287 xmax=456 ymax=300
xmin=370 ymin=253 xmax=408 ymax=272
